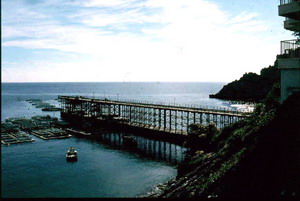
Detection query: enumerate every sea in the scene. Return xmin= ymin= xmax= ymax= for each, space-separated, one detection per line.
xmin=1 ymin=82 xmax=243 ymax=198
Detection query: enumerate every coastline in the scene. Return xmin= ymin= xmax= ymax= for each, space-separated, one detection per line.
xmin=143 ymin=92 xmax=300 ymax=199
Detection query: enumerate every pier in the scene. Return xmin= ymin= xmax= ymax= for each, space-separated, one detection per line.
xmin=59 ymin=96 xmax=250 ymax=136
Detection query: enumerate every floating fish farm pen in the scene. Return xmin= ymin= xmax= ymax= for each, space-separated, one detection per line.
xmin=26 ymin=99 xmax=62 ymax=112
xmin=1 ymin=115 xmax=73 ymax=145
xmin=1 ymin=123 xmax=35 ymax=145
xmin=31 ymin=128 xmax=71 ymax=140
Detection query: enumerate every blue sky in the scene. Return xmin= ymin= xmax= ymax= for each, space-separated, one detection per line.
xmin=2 ymin=0 xmax=293 ymax=82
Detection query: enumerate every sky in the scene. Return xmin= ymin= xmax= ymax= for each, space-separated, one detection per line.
xmin=1 ymin=0 xmax=294 ymax=82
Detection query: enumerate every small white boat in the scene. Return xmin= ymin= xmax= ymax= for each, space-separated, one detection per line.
xmin=66 ymin=147 xmax=77 ymax=161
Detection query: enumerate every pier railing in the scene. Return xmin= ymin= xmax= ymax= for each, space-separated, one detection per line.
xmin=58 ymin=96 xmax=251 ymax=135
xmin=59 ymin=95 xmax=252 ymax=114
xmin=280 ymin=39 xmax=300 ymax=58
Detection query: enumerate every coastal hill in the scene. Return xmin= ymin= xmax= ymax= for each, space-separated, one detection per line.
xmin=209 ymin=59 xmax=280 ymax=101
xmin=149 ymin=90 xmax=300 ymax=199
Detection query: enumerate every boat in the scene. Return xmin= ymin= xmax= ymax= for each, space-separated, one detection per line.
xmin=66 ymin=147 xmax=78 ymax=161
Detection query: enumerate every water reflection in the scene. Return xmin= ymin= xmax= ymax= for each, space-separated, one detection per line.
xmin=85 ymin=131 xmax=187 ymax=165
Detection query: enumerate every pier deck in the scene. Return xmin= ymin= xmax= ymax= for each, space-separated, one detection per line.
xmin=59 ymin=96 xmax=251 ymax=135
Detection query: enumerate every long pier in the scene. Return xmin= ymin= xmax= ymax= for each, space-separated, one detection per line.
xmin=59 ymin=96 xmax=251 ymax=136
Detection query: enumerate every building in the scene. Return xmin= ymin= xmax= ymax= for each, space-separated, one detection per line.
xmin=278 ymin=0 xmax=300 ymax=102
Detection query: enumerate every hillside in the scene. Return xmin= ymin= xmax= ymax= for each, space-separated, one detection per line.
xmin=148 ymin=90 xmax=300 ymax=199
xmin=209 ymin=60 xmax=280 ymax=101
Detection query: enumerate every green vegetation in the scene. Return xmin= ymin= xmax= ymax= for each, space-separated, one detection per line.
xmin=293 ymin=31 xmax=300 ymax=38
xmin=150 ymin=87 xmax=300 ymax=199
xmin=209 ymin=60 xmax=280 ymax=101
xmin=183 ymin=122 xmax=219 ymax=155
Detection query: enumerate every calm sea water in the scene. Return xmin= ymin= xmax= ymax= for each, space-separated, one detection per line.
xmin=1 ymin=82 xmax=230 ymax=121
xmin=1 ymin=82 xmax=228 ymax=198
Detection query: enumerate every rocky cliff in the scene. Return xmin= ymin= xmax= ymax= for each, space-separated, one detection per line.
xmin=210 ymin=60 xmax=280 ymax=101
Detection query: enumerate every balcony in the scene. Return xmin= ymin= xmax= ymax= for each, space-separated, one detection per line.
xmin=279 ymin=0 xmax=300 ymax=20
xmin=280 ymin=0 xmax=299 ymax=5
xmin=280 ymin=39 xmax=300 ymax=58
xmin=278 ymin=39 xmax=300 ymax=69
xmin=284 ymin=17 xmax=300 ymax=31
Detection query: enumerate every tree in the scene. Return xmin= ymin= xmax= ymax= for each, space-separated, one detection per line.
xmin=293 ymin=31 xmax=300 ymax=39
xmin=184 ymin=123 xmax=219 ymax=154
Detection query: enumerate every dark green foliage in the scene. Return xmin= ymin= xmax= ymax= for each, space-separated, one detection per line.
xmin=154 ymin=91 xmax=300 ymax=199
xmin=263 ymin=82 xmax=280 ymax=110
xmin=212 ymin=119 xmax=247 ymax=149
xmin=293 ymin=31 xmax=300 ymax=38
xmin=214 ymin=92 xmax=300 ymax=198
xmin=210 ymin=62 xmax=280 ymax=101
xmin=184 ymin=123 xmax=219 ymax=153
